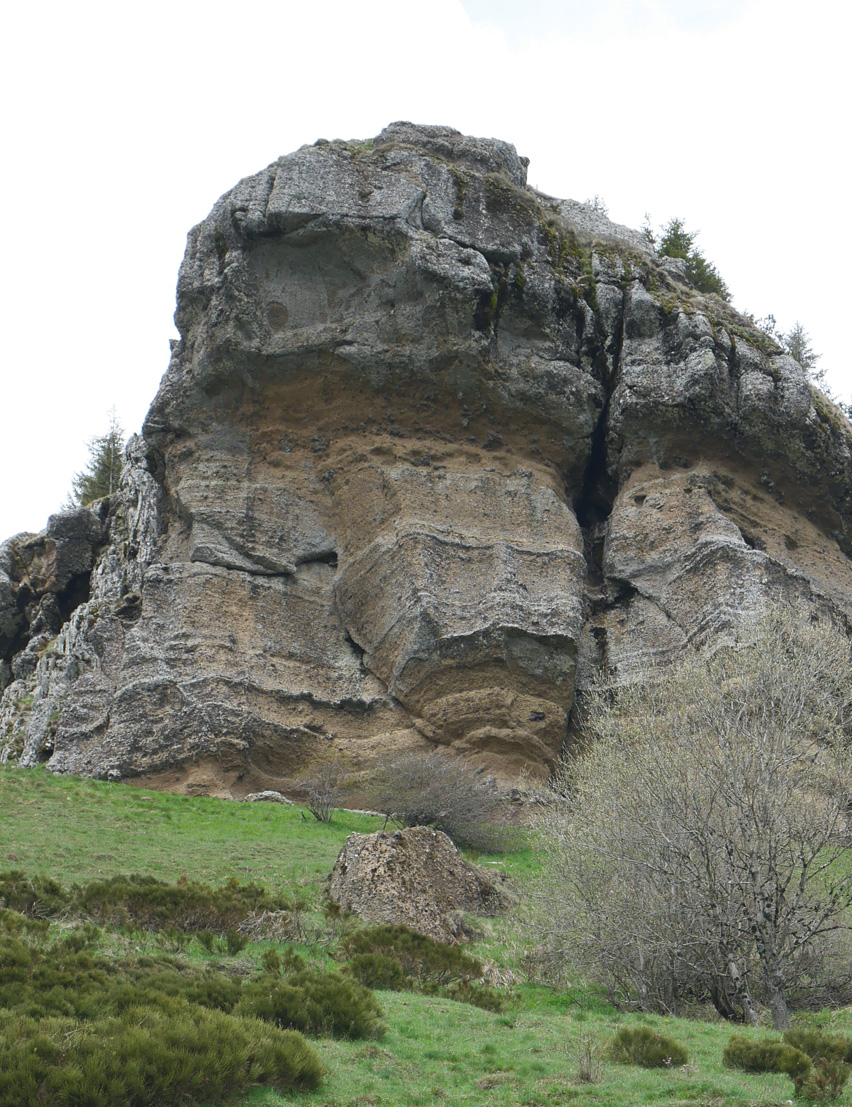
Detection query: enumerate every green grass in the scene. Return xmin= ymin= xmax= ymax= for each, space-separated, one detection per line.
xmin=240 ymin=994 xmax=804 ymax=1107
xmin=0 ymin=765 xmax=385 ymax=889
xmin=3 ymin=763 xmax=852 ymax=1106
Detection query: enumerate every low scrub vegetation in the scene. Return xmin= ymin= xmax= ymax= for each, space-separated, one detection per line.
xmin=609 ymin=1025 xmax=689 ymax=1069
xmin=723 ymin=1035 xmax=813 ymax=1079
xmin=79 ymin=872 xmax=297 ymax=933
xmin=0 ymin=1002 xmax=322 ymax=1107
xmin=723 ymin=1031 xmax=852 ymax=1101
xmin=237 ymin=968 xmax=385 ymax=1039
xmin=1 ymin=868 xmax=300 ymax=935
xmin=341 ymin=923 xmax=506 ymax=1011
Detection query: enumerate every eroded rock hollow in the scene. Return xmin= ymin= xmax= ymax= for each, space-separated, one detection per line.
xmin=3 ymin=123 xmax=852 ymax=795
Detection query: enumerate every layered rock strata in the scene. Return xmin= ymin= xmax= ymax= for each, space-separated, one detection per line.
xmin=3 ymin=122 xmax=852 ymax=794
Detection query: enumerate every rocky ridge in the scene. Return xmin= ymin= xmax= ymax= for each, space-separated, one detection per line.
xmin=3 ymin=122 xmax=852 ymax=796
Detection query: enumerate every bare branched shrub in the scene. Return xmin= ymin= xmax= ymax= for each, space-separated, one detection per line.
xmin=239 ymin=908 xmax=309 ymax=943
xmin=301 ymin=758 xmax=345 ymax=823
xmin=569 ymin=1029 xmax=605 ymax=1083
xmin=531 ymin=604 xmax=852 ymax=1030
xmin=368 ymin=749 xmax=509 ymax=852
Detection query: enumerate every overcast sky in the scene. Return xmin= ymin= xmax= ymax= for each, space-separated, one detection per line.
xmin=1 ymin=0 xmax=846 ymax=539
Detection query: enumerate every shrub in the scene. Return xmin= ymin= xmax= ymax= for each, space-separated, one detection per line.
xmin=569 ymin=1029 xmax=605 ymax=1084
xmin=609 ymin=1026 xmax=688 ymax=1068
xmin=0 ymin=869 xmax=68 ymax=918
xmin=341 ymin=924 xmax=506 ymax=1010
xmin=237 ymin=969 xmax=385 ymax=1039
xmin=196 ymin=930 xmax=216 ymax=953
xmin=78 ymin=873 xmax=291 ymax=933
xmin=797 ymin=1057 xmax=852 ymax=1103
xmin=301 ymin=758 xmax=344 ymax=823
xmin=723 ymin=1035 xmax=812 ymax=1081
xmin=0 ymin=1002 xmax=322 ymax=1107
xmin=535 ymin=607 xmax=852 ymax=1027
xmin=342 ymin=923 xmax=484 ymax=987
xmin=367 ymin=750 xmax=510 ymax=851
xmin=783 ymin=1028 xmax=852 ymax=1065
xmin=224 ymin=929 xmax=248 ymax=955
xmin=0 ymin=935 xmax=246 ymax=1022
xmin=443 ymin=978 xmax=507 ymax=1012
xmin=347 ymin=952 xmax=407 ymax=990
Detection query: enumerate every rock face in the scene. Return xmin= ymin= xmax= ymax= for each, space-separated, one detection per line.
xmin=329 ymin=827 xmax=509 ymax=942
xmin=3 ymin=122 xmax=852 ymax=793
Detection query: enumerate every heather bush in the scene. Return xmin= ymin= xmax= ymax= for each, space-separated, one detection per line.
xmin=723 ymin=1031 xmax=851 ymax=1101
xmin=723 ymin=1035 xmax=812 ymax=1080
xmin=0 ymin=935 xmax=242 ymax=1020
xmin=784 ymin=1028 xmax=852 ymax=1065
xmin=79 ymin=873 xmax=292 ymax=933
xmin=342 ymin=923 xmax=484 ymax=986
xmin=609 ymin=1025 xmax=688 ymax=1068
xmin=0 ymin=869 xmax=68 ymax=917
xmin=341 ymin=923 xmax=507 ymax=1011
xmin=797 ymin=1057 xmax=852 ymax=1102
xmin=0 ymin=1002 xmax=322 ymax=1107
xmin=237 ymin=968 xmax=385 ymax=1039
xmin=347 ymin=951 xmax=407 ymax=990
xmin=2 ymin=869 xmax=299 ymax=937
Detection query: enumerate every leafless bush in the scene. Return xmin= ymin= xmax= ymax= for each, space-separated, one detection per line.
xmin=239 ymin=908 xmax=307 ymax=943
xmin=569 ymin=1029 xmax=605 ymax=1083
xmin=368 ymin=749 xmax=510 ymax=852
xmin=301 ymin=758 xmax=344 ymax=823
xmin=531 ymin=604 xmax=852 ymax=1030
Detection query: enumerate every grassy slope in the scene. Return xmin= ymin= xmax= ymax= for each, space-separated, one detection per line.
xmin=1 ymin=764 xmax=848 ymax=1107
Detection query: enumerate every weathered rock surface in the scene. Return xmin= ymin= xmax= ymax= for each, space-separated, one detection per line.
xmin=3 ymin=122 xmax=852 ymax=792
xmin=329 ymin=827 xmax=509 ymax=942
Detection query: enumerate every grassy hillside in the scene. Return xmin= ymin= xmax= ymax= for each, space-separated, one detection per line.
xmin=1 ymin=764 xmax=850 ymax=1107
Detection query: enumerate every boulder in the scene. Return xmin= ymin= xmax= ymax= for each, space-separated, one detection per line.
xmin=244 ymin=790 xmax=294 ymax=804
xmin=329 ymin=826 xmax=510 ymax=942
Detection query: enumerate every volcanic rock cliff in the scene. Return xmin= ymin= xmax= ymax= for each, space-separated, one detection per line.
xmin=3 ymin=122 xmax=852 ymax=796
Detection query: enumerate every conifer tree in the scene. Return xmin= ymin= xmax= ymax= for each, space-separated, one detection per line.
xmin=655 ymin=217 xmax=731 ymax=301
xmin=69 ymin=409 xmax=125 ymax=506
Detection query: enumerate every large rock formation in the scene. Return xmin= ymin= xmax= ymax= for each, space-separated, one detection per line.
xmin=3 ymin=122 xmax=852 ymax=795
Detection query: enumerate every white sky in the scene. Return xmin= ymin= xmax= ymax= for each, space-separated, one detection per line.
xmin=1 ymin=0 xmax=847 ymax=539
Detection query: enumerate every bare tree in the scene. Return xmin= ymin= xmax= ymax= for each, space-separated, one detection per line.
xmin=369 ymin=749 xmax=509 ymax=852
xmin=533 ymin=605 xmax=852 ymax=1029
xmin=301 ymin=757 xmax=344 ymax=823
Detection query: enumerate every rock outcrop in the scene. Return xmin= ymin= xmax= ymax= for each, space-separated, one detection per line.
xmin=3 ymin=122 xmax=852 ymax=794
xmin=329 ymin=827 xmax=509 ymax=942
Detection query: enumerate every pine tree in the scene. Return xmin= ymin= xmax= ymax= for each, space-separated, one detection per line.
xmin=782 ymin=322 xmax=821 ymax=377
xmin=69 ymin=409 xmax=126 ymax=506
xmin=656 ymin=217 xmax=730 ymax=301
